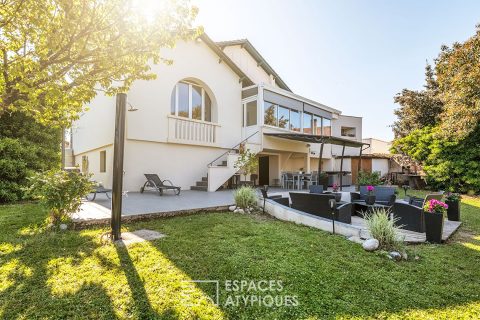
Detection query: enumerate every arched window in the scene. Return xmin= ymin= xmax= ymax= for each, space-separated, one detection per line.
xmin=171 ymin=80 xmax=212 ymax=122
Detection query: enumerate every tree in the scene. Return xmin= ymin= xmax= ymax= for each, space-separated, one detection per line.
xmin=392 ymin=63 xmax=443 ymax=138
xmin=0 ymin=112 xmax=61 ymax=202
xmin=436 ymin=25 xmax=480 ymax=140
xmin=0 ymin=0 xmax=199 ymax=126
xmin=391 ymin=24 xmax=480 ymax=193
xmin=234 ymin=149 xmax=258 ymax=182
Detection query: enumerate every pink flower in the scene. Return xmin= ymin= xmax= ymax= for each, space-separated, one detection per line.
xmin=367 ymin=185 xmax=374 ymax=192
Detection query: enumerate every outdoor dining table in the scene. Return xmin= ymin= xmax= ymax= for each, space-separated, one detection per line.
xmin=291 ymin=173 xmax=310 ymax=190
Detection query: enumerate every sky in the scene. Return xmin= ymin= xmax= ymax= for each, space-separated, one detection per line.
xmin=192 ymin=0 xmax=480 ymax=141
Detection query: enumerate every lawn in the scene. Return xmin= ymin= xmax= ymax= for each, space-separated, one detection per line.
xmin=1 ymin=192 xmax=480 ymax=319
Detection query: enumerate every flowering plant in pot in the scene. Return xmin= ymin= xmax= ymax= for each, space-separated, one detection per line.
xmin=331 ymin=183 xmax=341 ymax=201
xmin=423 ymin=199 xmax=448 ymax=243
xmin=365 ymin=185 xmax=376 ymax=205
xmin=332 ymin=183 xmax=339 ymax=192
xmin=445 ymin=192 xmax=461 ymax=221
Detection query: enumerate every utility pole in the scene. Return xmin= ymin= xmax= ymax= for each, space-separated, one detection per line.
xmin=111 ymin=93 xmax=127 ymax=241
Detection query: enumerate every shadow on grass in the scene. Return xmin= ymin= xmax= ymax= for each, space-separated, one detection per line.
xmin=0 ymin=203 xmax=223 ymax=319
xmin=114 ymin=244 xmax=157 ymax=319
xmin=2 ymin=202 xmax=480 ymax=319
xmin=136 ymin=211 xmax=480 ymax=319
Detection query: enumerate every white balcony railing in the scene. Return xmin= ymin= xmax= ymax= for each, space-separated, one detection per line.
xmin=167 ymin=115 xmax=220 ymax=146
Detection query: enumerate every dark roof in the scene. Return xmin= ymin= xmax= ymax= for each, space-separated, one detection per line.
xmin=264 ymin=133 xmax=369 ymax=148
xmin=216 ymin=39 xmax=291 ymax=92
xmin=198 ymin=34 xmax=254 ymax=87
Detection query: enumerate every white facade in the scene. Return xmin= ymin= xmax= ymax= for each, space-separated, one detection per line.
xmin=72 ymin=35 xmax=363 ymax=191
xmin=362 ymin=138 xmax=392 ymax=155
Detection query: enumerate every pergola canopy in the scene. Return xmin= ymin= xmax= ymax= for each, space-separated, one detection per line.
xmin=264 ymin=133 xmax=370 ymax=148
xmin=264 ymin=132 xmax=370 ymax=190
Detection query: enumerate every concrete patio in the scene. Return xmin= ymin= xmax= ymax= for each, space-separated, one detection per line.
xmin=72 ymin=186 xmax=357 ymax=224
xmin=73 ymin=189 xmax=236 ymax=223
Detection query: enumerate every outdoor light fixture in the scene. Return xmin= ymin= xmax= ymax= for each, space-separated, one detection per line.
xmin=329 ymin=198 xmax=336 ymax=235
xmin=128 ymin=103 xmax=139 ymax=112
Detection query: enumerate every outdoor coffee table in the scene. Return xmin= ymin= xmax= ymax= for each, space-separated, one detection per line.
xmin=353 ymin=201 xmax=390 ymax=218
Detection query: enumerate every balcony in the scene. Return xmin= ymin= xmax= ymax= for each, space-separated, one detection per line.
xmin=167 ymin=115 xmax=220 ymax=147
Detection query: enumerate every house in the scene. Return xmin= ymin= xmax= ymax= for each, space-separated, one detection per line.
xmin=71 ymin=34 xmax=364 ymax=192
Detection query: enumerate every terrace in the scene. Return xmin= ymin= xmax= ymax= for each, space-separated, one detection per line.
xmin=74 ymin=187 xmax=461 ymax=244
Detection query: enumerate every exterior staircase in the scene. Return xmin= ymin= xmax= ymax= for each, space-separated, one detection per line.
xmin=190 ymin=160 xmax=228 ymax=191
xmin=190 ymin=176 xmax=209 ymax=191
xmin=190 ymin=131 xmax=261 ymax=192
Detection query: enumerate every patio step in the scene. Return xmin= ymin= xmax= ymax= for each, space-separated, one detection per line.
xmin=196 ymin=181 xmax=208 ymax=187
xmin=202 ymin=176 xmax=208 ymax=182
xmin=190 ymin=185 xmax=208 ymax=191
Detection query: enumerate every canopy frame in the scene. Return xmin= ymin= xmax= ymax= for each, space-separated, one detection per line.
xmin=264 ymin=133 xmax=370 ymax=191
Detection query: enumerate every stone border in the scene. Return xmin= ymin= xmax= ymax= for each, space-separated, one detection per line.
xmin=72 ymin=205 xmax=231 ymax=229
xmin=262 ymin=199 xmax=363 ymax=238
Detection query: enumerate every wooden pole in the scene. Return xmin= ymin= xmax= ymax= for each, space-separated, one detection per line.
xmin=317 ymin=142 xmax=324 ymax=185
xmin=339 ymin=143 xmax=345 ymax=191
xmin=61 ymin=127 xmax=65 ymax=170
xmin=358 ymin=145 xmax=363 ymax=184
xmin=111 ymin=93 xmax=127 ymax=241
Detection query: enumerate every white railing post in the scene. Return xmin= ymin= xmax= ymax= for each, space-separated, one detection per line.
xmin=167 ymin=115 xmax=219 ymax=146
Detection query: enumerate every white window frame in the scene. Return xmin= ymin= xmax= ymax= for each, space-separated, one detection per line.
xmin=172 ymin=81 xmax=210 ymax=122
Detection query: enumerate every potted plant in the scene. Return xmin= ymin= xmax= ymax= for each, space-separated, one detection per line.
xmin=318 ymin=172 xmax=329 ymax=188
xmin=365 ymin=185 xmax=375 ymax=205
xmin=423 ymin=199 xmax=448 ymax=243
xmin=332 ymin=183 xmax=342 ymax=202
xmin=234 ymin=149 xmax=258 ymax=186
xmin=445 ymin=192 xmax=461 ymax=221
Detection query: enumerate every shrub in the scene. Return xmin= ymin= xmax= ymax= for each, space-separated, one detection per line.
xmin=364 ymin=208 xmax=405 ymax=252
xmin=357 ymin=171 xmax=382 ymax=186
xmin=234 ymin=149 xmax=258 ymax=182
xmin=0 ymin=112 xmax=61 ymax=203
xmin=233 ymin=186 xmax=258 ymax=210
xmin=27 ymin=169 xmax=94 ymax=225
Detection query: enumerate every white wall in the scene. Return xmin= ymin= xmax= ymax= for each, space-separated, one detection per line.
xmin=222 ymin=45 xmax=277 ymax=88
xmin=331 ymin=115 xmax=363 ymax=157
xmin=73 ymin=94 xmax=116 ymax=154
xmin=362 ymin=138 xmax=392 ymax=154
xmin=126 ymin=40 xmax=244 ymax=148
xmin=74 ymin=145 xmax=114 ymax=188
xmin=372 ymin=159 xmax=390 ymax=177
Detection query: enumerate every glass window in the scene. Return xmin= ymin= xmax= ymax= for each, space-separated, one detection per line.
xmin=191 ymin=85 xmax=202 ymax=120
xmin=313 ymin=115 xmax=322 ymax=135
xmin=290 ymin=110 xmax=301 ymax=132
xmin=303 ymin=112 xmax=312 ymax=134
xmin=277 ymin=106 xmax=290 ymax=129
xmin=177 ymin=82 xmax=189 ymax=118
xmin=204 ymin=93 xmax=211 ymax=122
xmin=323 ymin=118 xmax=332 ymax=136
xmin=246 ymin=101 xmax=257 ymax=126
xmin=100 ymin=151 xmax=106 ymax=173
xmin=264 ymin=102 xmax=277 ymax=126
xmin=171 ymin=81 xmax=213 ymax=122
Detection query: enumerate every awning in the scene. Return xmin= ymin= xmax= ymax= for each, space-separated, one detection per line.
xmin=264 ymin=133 xmax=370 ymax=148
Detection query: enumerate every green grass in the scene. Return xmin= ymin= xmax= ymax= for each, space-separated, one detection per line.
xmin=1 ymin=192 xmax=480 ymax=319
